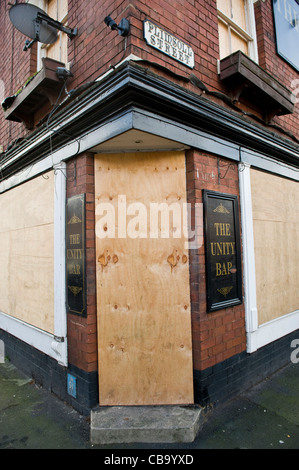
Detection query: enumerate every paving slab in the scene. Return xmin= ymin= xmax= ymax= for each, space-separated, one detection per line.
xmin=1 ymin=358 xmax=299 ymax=449
xmin=0 ymin=361 xmax=90 ymax=449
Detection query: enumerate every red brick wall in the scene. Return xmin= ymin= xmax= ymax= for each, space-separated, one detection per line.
xmin=68 ymin=0 xmax=134 ymax=88
xmin=186 ymin=149 xmax=246 ymax=371
xmin=67 ymin=0 xmax=298 ymax=101
xmin=0 ymin=0 xmax=296 ymax=372
xmin=67 ymin=0 xmax=220 ymax=90
xmin=125 ymin=0 xmax=220 ymax=89
xmin=1 ymin=0 xmax=298 ymax=152
xmin=66 ymin=152 xmax=98 ymax=373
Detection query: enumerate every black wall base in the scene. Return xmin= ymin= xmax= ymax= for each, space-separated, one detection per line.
xmin=1 ymin=328 xmax=298 ymax=414
xmin=0 ymin=330 xmax=98 ymax=416
xmin=194 ymin=329 xmax=299 ymax=407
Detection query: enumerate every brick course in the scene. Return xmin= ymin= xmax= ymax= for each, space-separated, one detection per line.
xmin=1 ymin=0 xmax=298 ymax=152
xmin=66 ymin=153 xmax=98 ymax=373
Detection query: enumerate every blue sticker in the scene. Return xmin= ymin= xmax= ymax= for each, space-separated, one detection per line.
xmin=67 ymin=373 xmax=77 ymax=398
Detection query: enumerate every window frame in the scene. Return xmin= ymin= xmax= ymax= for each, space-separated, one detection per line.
xmin=217 ymin=0 xmax=259 ymax=63
xmin=30 ymin=0 xmax=68 ymax=70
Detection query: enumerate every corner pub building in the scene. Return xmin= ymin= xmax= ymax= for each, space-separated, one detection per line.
xmin=0 ymin=0 xmax=298 ymax=426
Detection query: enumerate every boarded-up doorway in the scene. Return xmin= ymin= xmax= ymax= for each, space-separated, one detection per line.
xmin=94 ymin=151 xmax=194 ymax=406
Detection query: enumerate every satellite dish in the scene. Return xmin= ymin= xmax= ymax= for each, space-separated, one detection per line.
xmin=9 ymin=3 xmax=58 ymax=45
xmin=9 ymin=3 xmax=77 ymax=51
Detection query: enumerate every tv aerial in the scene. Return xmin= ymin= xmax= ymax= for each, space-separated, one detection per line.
xmin=9 ymin=3 xmax=77 ymax=52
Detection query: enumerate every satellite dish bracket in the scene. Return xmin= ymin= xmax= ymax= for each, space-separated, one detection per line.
xmin=23 ymin=11 xmax=77 ymax=51
xmin=34 ymin=18 xmax=41 ymax=41
xmin=24 ymin=38 xmax=38 ymax=52
xmin=36 ymin=12 xmax=78 ymax=39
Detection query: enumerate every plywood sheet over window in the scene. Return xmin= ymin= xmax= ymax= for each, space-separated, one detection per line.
xmin=0 ymin=172 xmax=55 ymax=333
xmin=251 ymin=169 xmax=299 ymax=325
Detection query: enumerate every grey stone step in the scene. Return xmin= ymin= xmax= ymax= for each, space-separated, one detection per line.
xmin=90 ymin=405 xmax=203 ymax=445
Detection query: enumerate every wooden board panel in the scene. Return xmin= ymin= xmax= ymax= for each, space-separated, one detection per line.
xmin=94 ymin=152 xmax=194 ymax=406
xmin=0 ymin=172 xmax=55 ymax=333
xmin=251 ymin=169 xmax=299 ymax=325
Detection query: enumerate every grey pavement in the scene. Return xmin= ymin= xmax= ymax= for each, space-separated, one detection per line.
xmin=0 ymin=358 xmax=298 ymax=450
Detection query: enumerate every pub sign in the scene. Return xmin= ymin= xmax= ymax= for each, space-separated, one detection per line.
xmin=272 ymin=0 xmax=299 ymax=72
xmin=66 ymin=194 xmax=86 ymax=316
xmin=203 ymin=190 xmax=242 ymax=312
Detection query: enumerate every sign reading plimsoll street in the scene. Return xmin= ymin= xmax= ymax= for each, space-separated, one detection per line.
xmin=143 ymin=19 xmax=195 ymax=68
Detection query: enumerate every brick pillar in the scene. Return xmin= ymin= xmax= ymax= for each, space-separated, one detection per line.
xmin=186 ymin=149 xmax=246 ymax=373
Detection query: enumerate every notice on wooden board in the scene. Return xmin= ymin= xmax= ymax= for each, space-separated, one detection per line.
xmin=66 ymin=194 xmax=86 ymax=316
xmin=203 ymin=190 xmax=242 ymax=312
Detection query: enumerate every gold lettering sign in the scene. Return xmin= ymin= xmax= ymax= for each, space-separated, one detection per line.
xmin=203 ymin=190 xmax=242 ymax=312
xmin=66 ymin=194 xmax=86 ymax=316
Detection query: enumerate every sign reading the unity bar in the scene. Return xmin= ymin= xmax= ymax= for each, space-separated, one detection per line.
xmin=66 ymin=194 xmax=86 ymax=316
xmin=203 ymin=190 xmax=242 ymax=312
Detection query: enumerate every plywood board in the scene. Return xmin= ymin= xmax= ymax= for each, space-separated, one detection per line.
xmin=94 ymin=152 xmax=194 ymax=406
xmin=251 ymin=169 xmax=299 ymax=325
xmin=0 ymin=172 xmax=55 ymax=333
